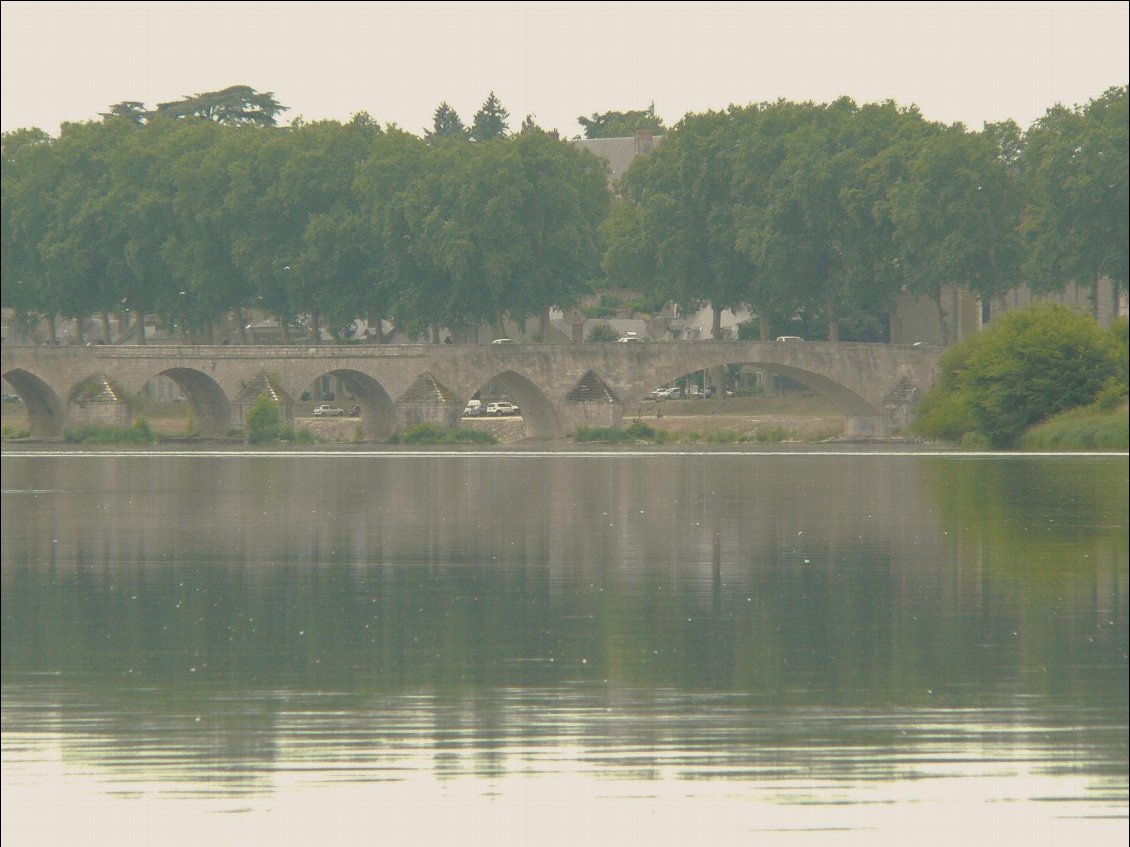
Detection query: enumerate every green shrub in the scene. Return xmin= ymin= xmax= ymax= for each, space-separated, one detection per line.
xmin=396 ymin=423 xmax=498 ymax=444
xmin=64 ymin=419 xmax=154 ymax=444
xmin=574 ymin=426 xmax=636 ymax=443
xmin=1 ymin=425 xmax=30 ymax=440
xmin=754 ymin=426 xmax=790 ymax=443
xmin=586 ymin=323 xmax=621 ymax=342
xmin=246 ymin=393 xmax=283 ymax=444
xmin=913 ymin=304 xmax=1125 ymax=448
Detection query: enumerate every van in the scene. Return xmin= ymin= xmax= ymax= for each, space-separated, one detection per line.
xmin=775 ymin=335 xmax=803 ymax=342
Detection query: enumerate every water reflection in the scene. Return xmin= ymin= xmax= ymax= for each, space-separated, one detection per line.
xmin=2 ymin=453 xmax=1127 ymax=845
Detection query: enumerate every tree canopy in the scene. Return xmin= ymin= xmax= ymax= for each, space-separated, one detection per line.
xmin=2 ymin=85 xmax=1126 ymax=346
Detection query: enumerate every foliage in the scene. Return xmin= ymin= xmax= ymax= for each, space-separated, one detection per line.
xmin=753 ymin=426 xmax=791 ymax=443
xmin=578 ymin=105 xmax=664 ymax=139
xmin=425 ymin=102 xmax=468 ymax=142
xmin=913 ymin=303 xmax=1126 ymax=447
xmin=1018 ymin=399 xmax=1128 ymax=450
xmin=1022 ymin=86 xmax=1128 ymax=306
xmin=391 ymin=423 xmax=498 ymax=444
xmin=2 ymin=425 xmax=31 ymax=440
xmin=3 ymin=86 xmax=1126 ymax=349
xmin=64 ymin=417 xmax=153 ymax=444
xmin=586 ymin=323 xmax=620 ymax=342
xmin=246 ymin=393 xmax=284 ymax=443
xmin=470 ymin=92 xmax=510 ymax=141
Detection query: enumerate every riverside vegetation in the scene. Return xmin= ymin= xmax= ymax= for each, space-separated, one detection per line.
xmin=912 ymin=305 xmax=1128 ymax=449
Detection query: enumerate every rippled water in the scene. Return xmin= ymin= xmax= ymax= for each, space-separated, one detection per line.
xmin=2 ymin=451 xmax=1127 ymax=846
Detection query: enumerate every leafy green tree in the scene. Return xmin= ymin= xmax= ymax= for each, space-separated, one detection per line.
xmin=1 ymin=128 xmax=54 ymax=331
xmin=1021 ymin=86 xmax=1128 ymax=318
xmin=618 ymin=109 xmax=752 ymax=339
xmin=914 ymin=303 xmax=1125 ymax=447
xmin=470 ymin=92 xmax=510 ymax=141
xmin=578 ymin=104 xmax=664 ymax=139
xmin=890 ymin=122 xmax=1022 ymax=342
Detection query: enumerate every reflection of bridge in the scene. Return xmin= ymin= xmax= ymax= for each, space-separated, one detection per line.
xmin=2 ymin=342 xmax=942 ymax=439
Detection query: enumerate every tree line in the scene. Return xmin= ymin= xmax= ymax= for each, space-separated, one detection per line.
xmin=2 ymin=85 xmax=1125 ymax=344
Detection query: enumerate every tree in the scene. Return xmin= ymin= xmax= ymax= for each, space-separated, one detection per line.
xmin=470 ymin=92 xmax=509 ymax=141
xmin=617 ymin=109 xmax=752 ymax=339
xmin=586 ymin=323 xmax=620 ymax=342
xmin=154 ymin=85 xmax=287 ymax=127
xmin=890 ymin=121 xmax=1022 ymax=342
xmin=578 ymin=104 xmax=664 ymax=139
xmin=1021 ymin=86 xmax=1128 ymax=318
xmin=914 ymin=303 xmax=1125 ymax=447
xmin=425 ymin=102 xmax=468 ymax=143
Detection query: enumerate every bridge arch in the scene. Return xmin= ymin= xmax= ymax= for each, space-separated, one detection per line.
xmin=649 ymin=356 xmax=882 ymax=419
xmin=1 ymin=368 xmax=64 ymax=438
xmin=148 ymin=367 xmax=232 ymax=437
xmin=467 ymin=369 xmax=560 ymax=439
xmin=319 ymin=369 xmax=396 ymax=441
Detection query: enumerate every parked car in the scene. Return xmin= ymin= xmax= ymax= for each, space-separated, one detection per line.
xmin=775 ymin=335 xmax=804 ymax=342
xmin=313 ymin=405 xmax=346 ymax=417
xmin=649 ymin=387 xmax=682 ymax=400
xmin=486 ymin=401 xmax=520 ymax=416
xmin=686 ymin=386 xmax=704 ymax=399
xmin=463 ymin=399 xmax=484 ymax=417
xmin=617 ymin=335 xmax=645 ymax=343
xmin=912 ymin=340 xmax=938 ymax=348
xmin=349 ymin=405 xmax=361 ymax=417
xmin=491 ymin=338 xmax=517 ymax=345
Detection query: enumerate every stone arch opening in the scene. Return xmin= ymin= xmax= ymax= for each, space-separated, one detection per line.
xmin=466 ymin=371 xmax=559 ymax=440
xmin=148 ymin=368 xmax=232 ymax=437
xmin=304 ymin=369 xmax=396 ymax=441
xmin=641 ymin=357 xmax=891 ymax=439
xmin=1 ymin=368 xmax=64 ymax=438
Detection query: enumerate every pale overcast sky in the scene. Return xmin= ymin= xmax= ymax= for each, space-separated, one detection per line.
xmin=2 ymin=1 xmax=1127 ymax=137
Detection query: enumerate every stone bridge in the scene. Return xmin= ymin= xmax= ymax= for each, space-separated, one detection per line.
xmin=1 ymin=341 xmax=942 ymax=440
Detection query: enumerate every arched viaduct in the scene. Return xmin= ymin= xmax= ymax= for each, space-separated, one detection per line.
xmin=1 ymin=341 xmax=943 ymax=440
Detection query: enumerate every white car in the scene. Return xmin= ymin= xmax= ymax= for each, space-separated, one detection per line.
xmin=463 ymin=399 xmax=484 ymax=417
xmin=486 ymin=401 xmax=520 ymax=416
xmin=491 ymin=338 xmax=517 ymax=345
xmin=312 ymin=405 xmax=346 ymax=417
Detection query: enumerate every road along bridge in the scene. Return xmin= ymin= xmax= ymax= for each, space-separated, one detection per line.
xmin=2 ymin=341 xmax=943 ymax=440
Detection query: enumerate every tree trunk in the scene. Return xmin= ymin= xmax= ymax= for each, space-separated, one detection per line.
xmin=430 ymin=324 xmax=440 ymax=344
xmin=47 ymin=314 xmax=58 ymax=345
xmin=75 ymin=314 xmax=86 ymax=344
xmin=825 ymin=298 xmax=839 ymax=341
xmin=310 ymin=309 xmax=321 ymax=345
xmin=1091 ymin=277 xmax=1100 ymax=323
xmin=235 ymin=306 xmax=248 ymax=344
xmin=758 ymin=313 xmax=771 ymax=341
xmin=541 ymin=308 xmax=551 ymax=342
xmin=933 ymin=292 xmax=950 ymax=347
xmin=712 ymin=305 xmax=723 ymax=341
xmin=102 ymin=311 xmax=113 ymax=344
xmin=137 ymin=314 xmax=146 ymax=345
xmin=281 ymin=317 xmax=291 ymax=344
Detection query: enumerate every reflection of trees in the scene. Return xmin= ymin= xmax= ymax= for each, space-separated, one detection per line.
xmin=918 ymin=457 xmax=1129 ymax=704
xmin=2 ymin=455 xmax=1126 ymax=776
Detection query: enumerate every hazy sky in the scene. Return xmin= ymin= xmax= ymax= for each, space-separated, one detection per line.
xmin=2 ymin=1 xmax=1127 ymax=137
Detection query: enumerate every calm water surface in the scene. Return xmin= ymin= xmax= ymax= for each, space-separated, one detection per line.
xmin=2 ymin=451 xmax=1127 ymax=846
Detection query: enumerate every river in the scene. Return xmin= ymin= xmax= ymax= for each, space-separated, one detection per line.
xmin=1 ymin=449 xmax=1127 ymax=846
